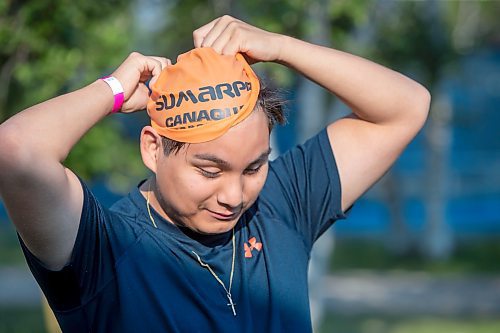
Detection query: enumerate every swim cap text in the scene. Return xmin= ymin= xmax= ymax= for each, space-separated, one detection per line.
xmin=155 ymin=81 xmax=252 ymax=111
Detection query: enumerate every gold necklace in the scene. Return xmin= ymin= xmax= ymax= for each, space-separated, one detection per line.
xmin=146 ymin=183 xmax=237 ymax=316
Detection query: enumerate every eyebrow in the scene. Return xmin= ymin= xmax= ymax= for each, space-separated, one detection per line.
xmin=193 ymin=148 xmax=272 ymax=167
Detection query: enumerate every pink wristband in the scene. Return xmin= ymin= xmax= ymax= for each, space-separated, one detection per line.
xmin=100 ymin=76 xmax=124 ymax=113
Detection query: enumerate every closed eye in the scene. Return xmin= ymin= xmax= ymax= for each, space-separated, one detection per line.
xmin=198 ymin=168 xmax=221 ymax=179
xmin=243 ymin=164 xmax=264 ymax=175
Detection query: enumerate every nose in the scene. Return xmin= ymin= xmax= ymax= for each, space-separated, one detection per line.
xmin=217 ymin=176 xmax=244 ymax=210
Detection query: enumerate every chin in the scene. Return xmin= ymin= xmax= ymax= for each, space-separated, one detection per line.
xmin=193 ymin=221 xmax=237 ymax=235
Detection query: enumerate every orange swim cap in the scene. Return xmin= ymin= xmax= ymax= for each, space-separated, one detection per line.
xmin=147 ymin=47 xmax=260 ymax=143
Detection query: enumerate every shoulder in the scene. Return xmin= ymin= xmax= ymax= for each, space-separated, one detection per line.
xmin=265 ymin=128 xmax=337 ymax=189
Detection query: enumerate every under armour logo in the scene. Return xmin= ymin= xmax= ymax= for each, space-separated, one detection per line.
xmin=244 ymin=237 xmax=262 ymax=258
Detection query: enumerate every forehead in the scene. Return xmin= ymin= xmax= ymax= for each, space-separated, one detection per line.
xmin=179 ymin=109 xmax=270 ymax=164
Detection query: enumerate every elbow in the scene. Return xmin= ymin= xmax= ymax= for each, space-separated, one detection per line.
xmin=409 ymin=83 xmax=431 ymax=131
xmin=419 ymin=84 xmax=432 ymax=118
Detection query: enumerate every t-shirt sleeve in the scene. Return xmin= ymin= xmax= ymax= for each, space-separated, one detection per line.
xmin=19 ymin=178 xmax=134 ymax=311
xmin=258 ymin=129 xmax=347 ymax=251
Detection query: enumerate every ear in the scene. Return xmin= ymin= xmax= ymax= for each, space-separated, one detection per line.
xmin=140 ymin=126 xmax=162 ymax=173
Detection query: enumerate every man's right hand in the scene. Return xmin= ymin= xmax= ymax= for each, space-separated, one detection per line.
xmin=111 ymin=52 xmax=171 ymax=113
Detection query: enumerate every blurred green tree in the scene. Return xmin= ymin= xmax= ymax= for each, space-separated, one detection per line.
xmin=364 ymin=0 xmax=500 ymax=260
xmin=0 ymin=0 xmax=147 ymax=192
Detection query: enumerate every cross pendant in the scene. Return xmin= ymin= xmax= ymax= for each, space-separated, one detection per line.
xmin=226 ymin=293 xmax=237 ymax=316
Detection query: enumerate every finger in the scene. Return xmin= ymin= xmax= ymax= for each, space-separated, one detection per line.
xmin=137 ymin=83 xmax=150 ymax=104
xmin=142 ymin=57 xmax=171 ymax=91
xmin=201 ymin=16 xmax=240 ymax=48
xmin=150 ymin=56 xmax=171 ymax=70
xmin=210 ymin=25 xmax=234 ymax=54
xmin=220 ymin=35 xmax=242 ymax=56
xmin=241 ymin=53 xmax=257 ymax=65
xmin=144 ymin=59 xmax=169 ymax=88
xmin=120 ymin=82 xmax=150 ymax=113
xmin=148 ymin=75 xmax=159 ymax=88
xmin=140 ymin=56 xmax=163 ymax=78
xmin=113 ymin=52 xmax=148 ymax=98
xmin=200 ymin=18 xmax=229 ymax=48
xmin=193 ymin=17 xmax=220 ymax=48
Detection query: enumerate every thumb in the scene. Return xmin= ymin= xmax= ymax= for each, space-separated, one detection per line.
xmin=145 ymin=56 xmax=171 ymax=90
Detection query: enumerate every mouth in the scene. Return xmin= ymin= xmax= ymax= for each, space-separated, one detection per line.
xmin=206 ymin=209 xmax=239 ymax=221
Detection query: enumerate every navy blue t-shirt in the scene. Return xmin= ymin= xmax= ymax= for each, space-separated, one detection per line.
xmin=21 ymin=129 xmax=346 ymax=332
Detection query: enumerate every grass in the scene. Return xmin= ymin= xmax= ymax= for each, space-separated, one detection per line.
xmin=0 ymin=306 xmax=46 ymax=333
xmin=319 ymin=314 xmax=500 ymax=333
xmin=318 ymin=238 xmax=500 ymax=332
xmin=329 ymin=238 xmax=500 ymax=274
xmin=2 ymin=306 xmax=500 ymax=333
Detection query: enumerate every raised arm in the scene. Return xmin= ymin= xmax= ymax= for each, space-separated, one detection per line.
xmin=193 ymin=15 xmax=431 ymax=212
xmin=0 ymin=53 xmax=169 ymax=270
xmin=278 ymin=37 xmax=430 ymax=211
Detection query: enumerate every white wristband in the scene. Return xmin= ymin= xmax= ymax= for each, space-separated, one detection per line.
xmin=100 ymin=76 xmax=124 ymax=113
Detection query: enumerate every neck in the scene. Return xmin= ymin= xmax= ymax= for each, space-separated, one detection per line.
xmin=140 ymin=177 xmax=173 ymax=224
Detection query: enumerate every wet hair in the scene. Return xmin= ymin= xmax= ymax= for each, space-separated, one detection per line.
xmin=161 ymin=85 xmax=287 ymax=156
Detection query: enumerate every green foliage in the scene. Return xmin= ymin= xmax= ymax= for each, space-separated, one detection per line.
xmin=369 ymin=1 xmax=455 ymax=86
xmin=319 ymin=314 xmax=500 ymax=333
xmin=0 ymin=0 xmax=133 ymax=115
xmin=64 ymin=118 xmax=147 ymax=193
xmin=366 ymin=1 xmax=500 ymax=87
xmin=0 ymin=0 xmax=148 ymax=191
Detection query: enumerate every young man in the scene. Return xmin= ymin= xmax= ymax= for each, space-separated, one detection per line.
xmin=0 ymin=16 xmax=430 ymax=332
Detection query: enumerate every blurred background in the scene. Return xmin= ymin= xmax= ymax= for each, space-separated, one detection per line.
xmin=0 ymin=0 xmax=499 ymax=332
